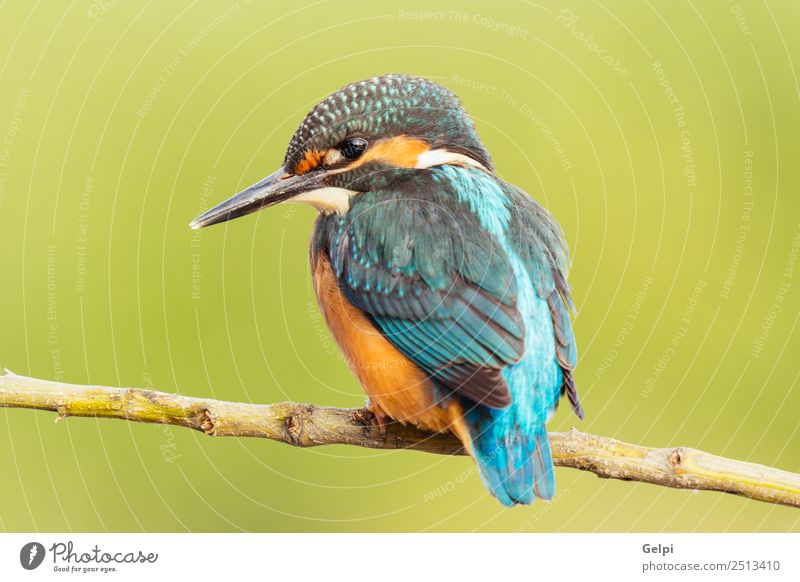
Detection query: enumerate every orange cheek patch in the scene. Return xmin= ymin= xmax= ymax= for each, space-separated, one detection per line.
xmin=295 ymin=149 xmax=326 ymax=175
xmin=352 ymin=135 xmax=429 ymax=169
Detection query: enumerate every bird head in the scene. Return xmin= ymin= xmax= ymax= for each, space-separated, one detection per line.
xmin=190 ymin=74 xmax=492 ymax=229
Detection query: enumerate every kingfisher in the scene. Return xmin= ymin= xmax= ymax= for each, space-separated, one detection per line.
xmin=190 ymin=74 xmax=583 ymax=506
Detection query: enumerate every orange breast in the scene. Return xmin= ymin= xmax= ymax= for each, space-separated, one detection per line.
xmin=312 ymin=253 xmax=471 ymax=443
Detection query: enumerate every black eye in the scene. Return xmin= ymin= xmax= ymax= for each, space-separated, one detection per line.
xmin=340 ymin=137 xmax=368 ymax=160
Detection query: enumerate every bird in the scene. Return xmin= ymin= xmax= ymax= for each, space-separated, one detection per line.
xmin=190 ymin=74 xmax=583 ymax=506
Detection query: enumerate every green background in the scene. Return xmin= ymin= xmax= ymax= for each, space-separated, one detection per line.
xmin=0 ymin=0 xmax=798 ymax=532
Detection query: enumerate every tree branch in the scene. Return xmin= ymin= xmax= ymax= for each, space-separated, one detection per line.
xmin=1 ymin=369 xmax=798 ymax=509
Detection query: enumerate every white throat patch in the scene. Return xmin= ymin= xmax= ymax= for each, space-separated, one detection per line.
xmin=293 ymin=187 xmax=356 ymax=214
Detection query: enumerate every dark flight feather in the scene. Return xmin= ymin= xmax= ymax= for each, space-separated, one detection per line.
xmin=504 ymin=184 xmax=583 ymax=419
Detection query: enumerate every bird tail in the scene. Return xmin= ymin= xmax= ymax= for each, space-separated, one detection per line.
xmin=469 ymin=422 xmax=555 ymax=507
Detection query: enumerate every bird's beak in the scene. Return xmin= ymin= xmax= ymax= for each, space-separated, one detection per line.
xmin=189 ymin=166 xmax=324 ymax=230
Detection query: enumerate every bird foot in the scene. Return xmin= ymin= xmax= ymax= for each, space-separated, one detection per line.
xmin=364 ymin=397 xmax=390 ymax=438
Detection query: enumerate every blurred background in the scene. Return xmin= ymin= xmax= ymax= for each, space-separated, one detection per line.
xmin=0 ymin=0 xmax=798 ymax=532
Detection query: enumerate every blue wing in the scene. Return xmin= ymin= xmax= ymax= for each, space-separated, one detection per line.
xmin=321 ymin=178 xmax=525 ymax=408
